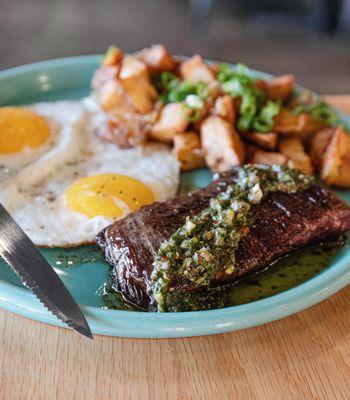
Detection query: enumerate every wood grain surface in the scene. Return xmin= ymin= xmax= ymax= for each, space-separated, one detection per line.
xmin=0 ymin=96 xmax=349 ymax=400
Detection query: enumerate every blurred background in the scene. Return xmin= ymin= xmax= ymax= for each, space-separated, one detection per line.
xmin=1 ymin=0 xmax=350 ymax=93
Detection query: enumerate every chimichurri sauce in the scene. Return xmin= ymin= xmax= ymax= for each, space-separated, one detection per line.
xmin=102 ymin=239 xmax=344 ymax=311
xmin=153 ymin=165 xmax=314 ymax=311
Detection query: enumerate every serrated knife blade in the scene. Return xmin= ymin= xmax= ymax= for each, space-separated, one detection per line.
xmin=0 ymin=203 xmax=93 ymax=339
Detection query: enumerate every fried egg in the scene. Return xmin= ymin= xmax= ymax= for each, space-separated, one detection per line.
xmin=0 ymin=100 xmax=179 ymax=247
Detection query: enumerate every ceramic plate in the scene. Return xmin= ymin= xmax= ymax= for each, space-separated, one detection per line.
xmin=0 ymin=56 xmax=349 ymax=338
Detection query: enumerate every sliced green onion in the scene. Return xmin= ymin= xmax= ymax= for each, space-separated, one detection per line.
xmin=185 ymin=94 xmax=205 ymax=110
xmin=237 ymin=115 xmax=253 ymax=132
xmin=251 ymin=101 xmax=280 ymax=133
xmin=310 ymin=102 xmax=339 ymax=125
xmin=292 ymin=101 xmax=339 ymax=126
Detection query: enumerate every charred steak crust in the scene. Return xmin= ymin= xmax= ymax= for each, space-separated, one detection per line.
xmin=97 ymin=173 xmax=350 ymax=311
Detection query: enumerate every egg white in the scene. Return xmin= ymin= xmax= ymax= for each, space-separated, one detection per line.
xmin=0 ymin=102 xmax=85 ymax=182
xmin=0 ymin=99 xmax=180 ymax=247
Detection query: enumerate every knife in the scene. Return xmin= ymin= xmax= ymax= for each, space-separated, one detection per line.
xmin=0 ymin=204 xmax=93 ymax=339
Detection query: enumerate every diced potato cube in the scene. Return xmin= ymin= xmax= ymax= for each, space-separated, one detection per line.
xmin=119 ymin=56 xmax=150 ymax=81
xmin=102 ymin=46 xmax=123 ymax=67
xmin=309 ymin=128 xmax=334 ymax=168
xmin=92 ymin=66 xmax=119 ymax=91
xmin=274 ymin=108 xmax=324 ymax=138
xmin=180 ymin=55 xmax=216 ymax=84
xmin=279 ymin=136 xmax=313 ymax=175
xmin=149 ymin=103 xmax=189 ymax=143
xmin=106 ymin=113 xmax=148 ymax=148
xmin=207 ymin=81 xmax=222 ymax=99
xmin=213 ymin=95 xmax=235 ymax=123
xmin=241 ymin=131 xmax=278 ymax=150
xmin=319 ymin=126 xmax=350 ymax=188
xmin=250 ymin=150 xmax=288 ymax=166
xmin=245 ymin=144 xmax=260 ymax=163
xmin=173 ymin=131 xmax=206 ymax=171
xmin=121 ymin=78 xmax=157 ymax=114
xmin=97 ymin=80 xmax=130 ymax=112
xmin=255 ymin=79 xmax=268 ymax=93
xmin=118 ymin=57 xmax=157 ymax=114
xmin=137 ymin=44 xmax=176 ymax=72
xmin=267 ymin=74 xmax=295 ymax=101
xmin=201 ymin=116 xmax=245 ymax=172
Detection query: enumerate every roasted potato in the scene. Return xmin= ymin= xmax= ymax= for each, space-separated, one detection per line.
xmin=308 ymin=128 xmax=334 ymax=168
xmin=319 ymin=126 xmax=350 ymax=188
xmin=149 ymin=102 xmax=189 ymax=143
xmin=245 ymin=144 xmax=260 ymax=163
xmin=201 ymin=116 xmax=245 ymax=172
xmin=279 ymin=136 xmax=313 ymax=175
xmin=119 ymin=57 xmax=157 ymax=114
xmin=102 ymin=46 xmax=123 ymax=67
xmin=213 ymin=95 xmax=235 ymax=123
xmin=267 ymin=74 xmax=295 ymax=101
xmin=137 ymin=44 xmax=176 ymax=72
xmin=105 ymin=113 xmax=148 ymax=148
xmin=250 ymin=150 xmax=288 ymax=166
xmin=274 ymin=108 xmax=324 ymax=138
xmin=180 ymin=55 xmax=216 ymax=84
xmin=97 ymin=80 xmax=131 ymax=112
xmin=240 ymin=131 xmax=278 ymax=150
xmin=92 ymin=66 xmax=120 ymax=91
xmin=121 ymin=78 xmax=158 ymax=114
xmin=173 ymin=131 xmax=206 ymax=171
xmin=119 ymin=56 xmax=150 ymax=81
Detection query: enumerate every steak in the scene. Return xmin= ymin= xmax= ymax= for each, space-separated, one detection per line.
xmin=97 ymin=170 xmax=350 ymax=311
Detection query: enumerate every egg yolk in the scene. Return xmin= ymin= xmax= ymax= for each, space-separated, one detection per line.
xmin=64 ymin=174 xmax=155 ymax=218
xmin=0 ymin=107 xmax=51 ymax=154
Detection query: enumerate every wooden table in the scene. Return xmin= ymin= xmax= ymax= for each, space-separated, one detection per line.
xmin=0 ymin=96 xmax=349 ymax=400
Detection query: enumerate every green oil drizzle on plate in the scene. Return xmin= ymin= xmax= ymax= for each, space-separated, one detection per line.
xmin=227 ymin=240 xmax=342 ymax=306
xmin=103 ymin=240 xmax=343 ymax=311
xmin=41 ymin=245 xmax=105 ymax=268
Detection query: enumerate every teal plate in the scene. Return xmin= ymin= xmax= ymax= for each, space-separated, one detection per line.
xmin=0 ymin=56 xmax=349 ymax=338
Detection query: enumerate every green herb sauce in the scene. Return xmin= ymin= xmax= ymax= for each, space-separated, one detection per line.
xmin=152 ymin=165 xmax=314 ymax=312
xmin=103 ymin=239 xmax=344 ymax=312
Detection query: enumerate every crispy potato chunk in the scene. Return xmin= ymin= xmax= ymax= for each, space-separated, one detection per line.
xmin=274 ymin=108 xmax=324 ymax=137
xmin=97 ymin=80 xmax=131 ymax=112
xmin=279 ymin=137 xmax=313 ymax=175
xmin=121 ymin=79 xmax=157 ymax=114
xmin=213 ymin=95 xmax=235 ymax=123
xmin=180 ymin=55 xmax=216 ymax=84
xmin=102 ymin=47 xmax=123 ymax=67
xmin=267 ymin=74 xmax=295 ymax=101
xmin=245 ymin=144 xmax=260 ymax=163
xmin=137 ymin=44 xmax=176 ymax=72
xmin=309 ymin=128 xmax=334 ymax=168
xmin=149 ymin=103 xmax=189 ymax=143
xmin=119 ymin=56 xmax=149 ymax=81
xmin=241 ymin=131 xmax=278 ymax=150
xmin=92 ymin=66 xmax=119 ymax=92
xmin=201 ymin=116 xmax=245 ymax=172
xmin=173 ymin=131 xmax=206 ymax=171
xmin=105 ymin=113 xmax=148 ymax=148
xmin=119 ymin=57 xmax=157 ymax=114
xmin=319 ymin=126 xmax=350 ymax=188
xmin=250 ymin=150 xmax=288 ymax=166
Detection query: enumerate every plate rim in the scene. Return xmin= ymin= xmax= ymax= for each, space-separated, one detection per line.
xmin=0 ymin=55 xmax=349 ymax=338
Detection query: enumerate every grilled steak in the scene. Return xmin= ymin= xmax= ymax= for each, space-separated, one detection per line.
xmin=97 ymin=169 xmax=350 ymax=311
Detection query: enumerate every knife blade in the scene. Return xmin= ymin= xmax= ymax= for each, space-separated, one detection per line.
xmin=0 ymin=204 xmax=93 ymax=339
